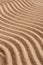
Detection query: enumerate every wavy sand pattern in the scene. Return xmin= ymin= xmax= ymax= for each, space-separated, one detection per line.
xmin=0 ymin=0 xmax=43 ymax=65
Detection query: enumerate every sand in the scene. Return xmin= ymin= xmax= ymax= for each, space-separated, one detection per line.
xmin=0 ymin=0 xmax=43 ymax=65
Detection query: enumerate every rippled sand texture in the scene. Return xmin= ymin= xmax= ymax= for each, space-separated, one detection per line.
xmin=0 ymin=0 xmax=43 ymax=65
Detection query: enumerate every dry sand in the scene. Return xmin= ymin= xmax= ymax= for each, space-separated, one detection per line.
xmin=0 ymin=0 xmax=43 ymax=65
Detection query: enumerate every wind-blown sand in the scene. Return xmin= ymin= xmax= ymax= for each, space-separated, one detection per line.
xmin=0 ymin=0 xmax=43 ymax=65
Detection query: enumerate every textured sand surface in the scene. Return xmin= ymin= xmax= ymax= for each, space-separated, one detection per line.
xmin=0 ymin=0 xmax=43 ymax=65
